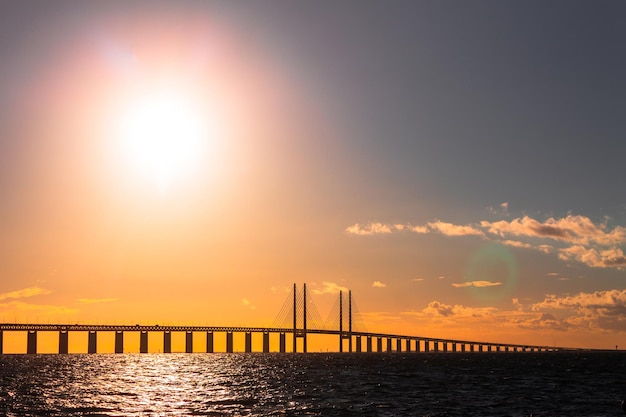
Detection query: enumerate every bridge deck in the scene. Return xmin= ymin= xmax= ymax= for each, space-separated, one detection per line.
xmin=0 ymin=323 xmax=578 ymax=351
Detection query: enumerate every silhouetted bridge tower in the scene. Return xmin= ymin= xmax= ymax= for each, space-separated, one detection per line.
xmin=0 ymin=283 xmax=580 ymax=354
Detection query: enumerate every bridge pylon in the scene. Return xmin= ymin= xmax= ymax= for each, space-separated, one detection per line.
xmin=293 ymin=283 xmax=307 ymax=353
xmin=339 ymin=290 xmax=352 ymax=352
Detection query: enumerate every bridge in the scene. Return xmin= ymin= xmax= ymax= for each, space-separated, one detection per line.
xmin=0 ymin=284 xmax=574 ymax=354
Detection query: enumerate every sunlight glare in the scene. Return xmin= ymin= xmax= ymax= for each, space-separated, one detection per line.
xmin=117 ymin=89 xmax=209 ymax=189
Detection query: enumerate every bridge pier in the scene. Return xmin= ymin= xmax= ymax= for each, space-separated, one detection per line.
xmin=461 ymin=343 xmax=466 ymax=353
xmin=59 ymin=331 xmax=69 ymax=354
xmin=185 ymin=331 xmax=193 ymax=353
xmin=355 ymin=336 xmax=362 ymax=352
xmin=396 ymin=338 xmax=401 ymax=352
xmin=245 ymin=332 xmax=252 ymax=353
xmin=226 ymin=332 xmax=233 ymax=353
xmin=478 ymin=345 xmax=484 ymax=352
xmin=387 ymin=338 xmax=392 ymax=352
xmin=0 ymin=330 xmax=3 ymax=354
xmin=115 ymin=331 xmax=124 ymax=353
xmin=206 ymin=332 xmax=213 ymax=353
xmin=452 ymin=343 xmax=457 ymax=353
xmin=366 ymin=336 xmax=372 ymax=352
xmin=434 ymin=341 xmax=439 ymax=352
xmin=263 ymin=332 xmax=270 ymax=353
xmin=140 ymin=331 xmax=148 ymax=353
xmin=279 ymin=333 xmax=286 ymax=353
xmin=405 ymin=339 xmax=411 ymax=352
xmin=27 ymin=331 xmax=37 ymax=354
xmin=424 ymin=340 xmax=430 ymax=352
xmin=164 ymin=331 xmax=172 ymax=353
xmin=88 ymin=331 xmax=97 ymax=354
xmin=443 ymin=342 xmax=448 ymax=353
xmin=377 ymin=337 xmax=383 ymax=352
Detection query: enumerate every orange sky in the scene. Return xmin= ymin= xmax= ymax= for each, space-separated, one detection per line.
xmin=1 ymin=2 xmax=625 ymax=352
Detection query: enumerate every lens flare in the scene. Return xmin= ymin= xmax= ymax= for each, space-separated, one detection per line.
xmin=464 ymin=243 xmax=518 ymax=305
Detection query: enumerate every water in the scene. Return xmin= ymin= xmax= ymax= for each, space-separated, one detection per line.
xmin=0 ymin=352 xmax=624 ymax=416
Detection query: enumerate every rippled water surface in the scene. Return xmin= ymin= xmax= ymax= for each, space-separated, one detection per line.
xmin=0 ymin=352 xmax=624 ymax=416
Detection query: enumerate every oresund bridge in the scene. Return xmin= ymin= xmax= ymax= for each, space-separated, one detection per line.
xmin=0 ymin=284 xmax=577 ymax=354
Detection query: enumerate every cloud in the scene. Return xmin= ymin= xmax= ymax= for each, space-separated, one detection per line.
xmin=412 ymin=278 xmax=424 ymax=282
xmin=312 ymin=281 xmax=348 ymax=295
xmin=346 ymin=213 xmax=626 ymax=268
xmin=0 ymin=286 xmax=51 ymax=301
xmin=481 ymin=215 xmax=626 ymax=246
xmin=415 ymin=301 xmax=497 ymax=318
xmin=242 ymin=298 xmax=256 ymax=310
xmin=427 ymin=221 xmax=484 ymax=237
xmin=558 ymin=246 xmax=626 ymax=268
xmin=77 ymin=298 xmax=119 ymax=304
xmin=0 ymin=301 xmax=78 ymax=316
xmin=345 ymin=222 xmax=392 ymax=235
xmin=372 ymin=281 xmax=386 ymax=288
xmin=528 ymin=289 xmax=626 ymax=332
xmin=452 ymin=280 xmax=502 ymax=288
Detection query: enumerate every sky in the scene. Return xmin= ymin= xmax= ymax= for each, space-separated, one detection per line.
xmin=0 ymin=0 xmax=625 ymax=351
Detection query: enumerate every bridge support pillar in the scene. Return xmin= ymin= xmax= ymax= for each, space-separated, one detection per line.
xmin=396 ymin=338 xmax=401 ymax=352
xmin=434 ymin=341 xmax=439 ymax=352
xmin=387 ymin=338 xmax=392 ymax=352
xmin=206 ymin=332 xmax=213 ymax=353
xmin=478 ymin=345 xmax=483 ymax=352
xmin=245 ymin=332 xmax=252 ymax=353
xmin=88 ymin=331 xmax=97 ymax=354
xmin=279 ymin=333 xmax=286 ymax=353
xmin=27 ymin=331 xmax=37 ymax=354
xmin=424 ymin=341 xmax=430 ymax=352
xmin=140 ymin=331 xmax=148 ymax=353
xmin=59 ymin=331 xmax=69 ymax=354
xmin=443 ymin=342 xmax=448 ymax=353
xmin=115 ymin=331 xmax=124 ymax=353
xmin=487 ymin=345 xmax=492 ymax=352
xmin=405 ymin=339 xmax=411 ymax=352
xmin=470 ymin=344 xmax=474 ymax=352
xmin=376 ymin=337 xmax=382 ymax=353
xmin=505 ymin=346 xmax=509 ymax=352
xmin=366 ymin=336 xmax=372 ymax=353
xmin=461 ymin=344 xmax=466 ymax=353
xmin=0 ymin=330 xmax=3 ymax=354
xmin=263 ymin=332 xmax=270 ymax=353
xmin=185 ymin=332 xmax=193 ymax=353
xmin=452 ymin=343 xmax=457 ymax=353
xmin=355 ymin=336 xmax=361 ymax=352
xmin=226 ymin=332 xmax=233 ymax=353
xmin=164 ymin=331 xmax=172 ymax=353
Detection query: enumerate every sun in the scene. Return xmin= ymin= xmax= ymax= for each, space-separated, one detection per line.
xmin=116 ymin=88 xmax=209 ymax=189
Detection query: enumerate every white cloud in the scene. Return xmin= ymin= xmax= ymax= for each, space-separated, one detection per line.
xmin=242 ymin=298 xmax=256 ymax=310
xmin=372 ymin=281 xmax=386 ymax=288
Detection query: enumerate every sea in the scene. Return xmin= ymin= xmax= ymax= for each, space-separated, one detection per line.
xmin=0 ymin=351 xmax=624 ymax=416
